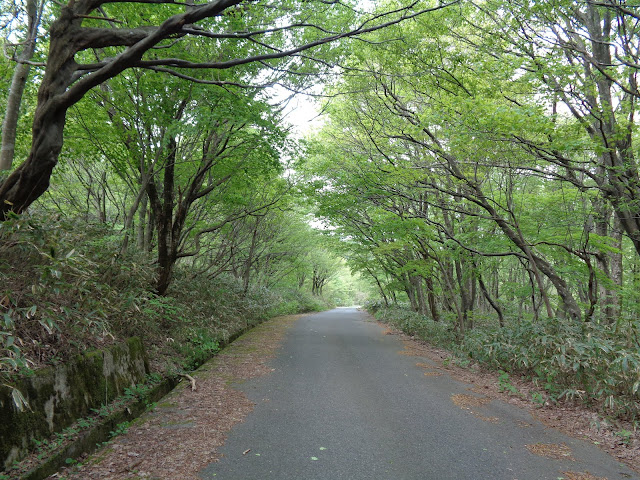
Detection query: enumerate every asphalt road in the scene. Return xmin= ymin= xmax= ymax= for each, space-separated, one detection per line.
xmin=199 ymin=308 xmax=638 ymax=480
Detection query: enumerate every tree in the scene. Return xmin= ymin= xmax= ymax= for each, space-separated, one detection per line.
xmin=142 ymin=86 xmax=286 ymax=294
xmin=0 ymin=0 xmax=456 ymax=219
xmin=438 ymin=0 xmax=636 ymax=320
xmin=301 ymin=1 xmax=620 ymax=324
xmin=311 ymin=249 xmax=340 ymax=296
xmin=40 ymin=58 xmax=290 ymax=294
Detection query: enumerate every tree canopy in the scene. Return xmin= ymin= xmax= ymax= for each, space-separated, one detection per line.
xmin=2 ymin=0 xmax=640 ymax=420
xmin=301 ymin=0 xmax=640 ymax=328
xmin=0 ymin=0 xmax=455 ymax=218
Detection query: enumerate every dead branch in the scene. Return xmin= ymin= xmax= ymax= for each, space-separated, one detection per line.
xmin=180 ymin=373 xmax=197 ymax=391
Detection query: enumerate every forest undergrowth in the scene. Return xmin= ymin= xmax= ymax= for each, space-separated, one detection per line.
xmin=0 ymin=214 xmax=330 ymax=382
xmin=370 ymin=303 xmax=640 ymax=424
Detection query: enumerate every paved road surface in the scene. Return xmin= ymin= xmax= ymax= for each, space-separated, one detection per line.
xmin=199 ymin=308 xmax=638 ymax=480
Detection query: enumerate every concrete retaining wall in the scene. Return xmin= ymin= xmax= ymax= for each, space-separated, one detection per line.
xmin=0 ymin=337 xmax=148 ymax=469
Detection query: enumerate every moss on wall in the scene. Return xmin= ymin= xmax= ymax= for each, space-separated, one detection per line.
xmin=1 ymin=338 xmax=148 ymax=470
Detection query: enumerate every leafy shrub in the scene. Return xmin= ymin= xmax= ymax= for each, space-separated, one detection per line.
xmin=364 ymin=299 xmax=386 ymax=314
xmin=174 ymin=328 xmax=220 ymax=371
xmin=0 ymin=214 xmax=155 ymax=376
xmin=372 ymin=305 xmax=640 ymax=420
xmin=461 ymin=317 xmax=640 ymax=418
xmin=373 ymin=306 xmax=456 ymax=348
xmin=160 ymin=271 xmax=330 ymax=372
xmin=1 ymin=213 xmax=333 ymax=379
xmin=266 ymin=288 xmax=331 ymax=317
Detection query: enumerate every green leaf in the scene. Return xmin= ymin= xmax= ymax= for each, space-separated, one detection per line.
xmin=9 ymin=387 xmax=30 ymax=412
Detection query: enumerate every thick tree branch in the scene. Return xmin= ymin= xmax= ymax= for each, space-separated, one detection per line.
xmin=76 ymin=26 xmax=157 ymax=49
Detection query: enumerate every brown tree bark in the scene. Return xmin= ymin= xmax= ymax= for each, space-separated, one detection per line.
xmin=147 ymin=137 xmax=177 ymax=295
xmin=475 ymin=266 xmax=503 ymax=327
xmin=242 ymin=216 xmax=262 ymax=295
xmin=424 ymin=275 xmax=439 ymax=321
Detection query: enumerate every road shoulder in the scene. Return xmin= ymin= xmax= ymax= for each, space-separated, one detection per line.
xmin=57 ymin=314 xmax=304 ymax=480
xmin=375 ymin=315 xmax=640 ymax=475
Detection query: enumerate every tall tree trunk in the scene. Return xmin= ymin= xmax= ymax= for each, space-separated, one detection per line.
xmin=136 ymin=193 xmax=148 ymax=250
xmin=148 ymin=138 xmax=177 ymax=295
xmin=0 ymin=3 xmax=83 ymax=216
xmin=0 ymin=0 xmax=43 ymax=170
xmin=591 ymin=195 xmax=623 ymax=323
xmin=477 ymin=270 xmax=503 ymax=327
xmin=455 ymin=257 xmax=473 ymax=331
xmin=424 ymin=275 xmax=439 ymax=321
xmin=98 ymin=169 xmax=107 ymax=222
xmin=145 ymin=203 xmax=155 ymax=252
xmin=120 ymin=181 xmax=150 ymax=255
xmin=242 ymin=217 xmax=261 ymax=295
xmin=411 ymin=275 xmax=428 ymax=316
xmin=366 ymin=266 xmax=389 ymax=306
xmin=607 ymin=218 xmax=623 ymax=322
xmin=404 ymin=272 xmax=418 ymax=311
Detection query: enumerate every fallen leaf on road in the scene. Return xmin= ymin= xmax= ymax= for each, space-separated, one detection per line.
xmin=451 ymin=394 xmax=491 ymax=409
xmin=526 ymin=443 xmax=575 ymax=461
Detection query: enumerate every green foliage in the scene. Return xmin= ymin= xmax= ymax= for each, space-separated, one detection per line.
xmin=266 ymin=288 xmax=332 ymax=317
xmin=614 ymin=429 xmax=634 ymax=446
xmin=370 ymin=304 xmax=640 ymax=418
xmin=497 ymin=371 xmax=520 ymax=396
xmin=374 ymin=305 xmax=640 ymax=420
xmin=299 ymin=0 xmax=640 ymax=426
xmin=160 ymin=269 xmax=333 ymax=371
xmin=175 ymin=329 xmax=220 ymax=372
xmin=372 ymin=305 xmax=457 ymax=347
xmin=0 ymin=312 xmax=27 ymax=373
xmin=0 ymin=211 xmax=334 ymax=378
xmin=0 ymin=214 xmax=152 ymax=375
xmin=531 ymin=392 xmax=545 ymax=407
xmin=459 ymin=316 xmax=640 ymax=418
xmin=109 ymin=421 xmax=130 ymax=439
